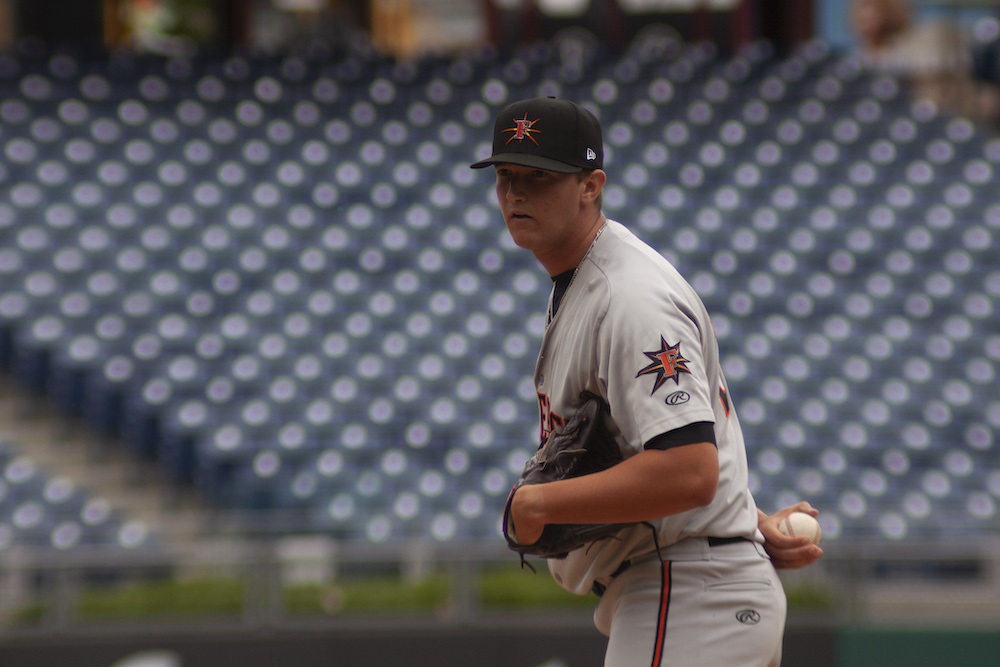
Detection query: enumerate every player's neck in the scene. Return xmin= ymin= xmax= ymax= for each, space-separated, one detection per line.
xmin=537 ymin=211 xmax=606 ymax=277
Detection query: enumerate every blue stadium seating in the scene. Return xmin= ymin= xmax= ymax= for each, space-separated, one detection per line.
xmin=0 ymin=34 xmax=998 ymax=549
xmin=0 ymin=440 xmax=154 ymax=551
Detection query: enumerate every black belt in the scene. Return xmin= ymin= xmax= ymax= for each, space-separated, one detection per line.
xmin=707 ymin=535 xmax=749 ymax=547
xmin=592 ymin=536 xmax=751 ymax=597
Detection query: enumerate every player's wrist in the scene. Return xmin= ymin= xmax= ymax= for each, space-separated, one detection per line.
xmin=511 ymin=485 xmax=546 ymax=545
xmin=513 ymin=484 xmax=543 ymax=522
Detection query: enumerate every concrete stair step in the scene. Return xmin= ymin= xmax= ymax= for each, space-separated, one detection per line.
xmin=0 ymin=373 xmax=207 ymax=544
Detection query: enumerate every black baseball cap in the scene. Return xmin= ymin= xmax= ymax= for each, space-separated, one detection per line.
xmin=470 ymin=97 xmax=604 ymax=173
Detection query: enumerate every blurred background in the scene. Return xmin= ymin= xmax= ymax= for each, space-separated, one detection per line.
xmin=0 ymin=1 xmax=999 ymax=665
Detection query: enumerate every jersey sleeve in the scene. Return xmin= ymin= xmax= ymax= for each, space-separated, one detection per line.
xmin=596 ymin=274 xmax=717 ymax=456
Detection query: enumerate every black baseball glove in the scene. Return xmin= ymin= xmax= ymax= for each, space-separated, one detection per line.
xmin=502 ymin=391 xmax=633 ymax=560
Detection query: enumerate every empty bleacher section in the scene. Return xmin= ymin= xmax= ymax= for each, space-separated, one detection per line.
xmin=0 ymin=433 xmax=153 ymax=551
xmin=0 ymin=30 xmax=998 ymax=556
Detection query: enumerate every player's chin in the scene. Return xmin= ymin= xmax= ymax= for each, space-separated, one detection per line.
xmin=504 ymin=220 xmax=541 ymax=249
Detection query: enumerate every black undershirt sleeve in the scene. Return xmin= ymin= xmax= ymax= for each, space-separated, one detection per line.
xmin=644 ymin=422 xmax=717 ymax=451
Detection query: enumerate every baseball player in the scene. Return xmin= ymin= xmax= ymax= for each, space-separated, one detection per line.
xmin=471 ymin=97 xmax=822 ymax=666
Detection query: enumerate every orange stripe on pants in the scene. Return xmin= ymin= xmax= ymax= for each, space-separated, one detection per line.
xmin=649 ymin=561 xmax=672 ymax=667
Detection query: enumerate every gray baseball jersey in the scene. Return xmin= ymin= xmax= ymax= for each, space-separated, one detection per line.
xmin=533 ymin=219 xmax=763 ymax=597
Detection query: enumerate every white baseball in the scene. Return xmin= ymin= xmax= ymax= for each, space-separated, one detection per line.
xmin=778 ymin=512 xmax=821 ymax=546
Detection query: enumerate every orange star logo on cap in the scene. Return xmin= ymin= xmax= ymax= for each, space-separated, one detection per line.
xmin=503 ymin=114 xmax=541 ymax=145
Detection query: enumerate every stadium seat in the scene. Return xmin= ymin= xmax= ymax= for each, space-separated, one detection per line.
xmin=0 ymin=441 xmax=155 ymax=551
xmin=1 ymin=33 xmax=999 ymax=546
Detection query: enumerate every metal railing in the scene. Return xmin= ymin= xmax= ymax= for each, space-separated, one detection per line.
xmin=2 ymin=535 xmax=1000 ymax=636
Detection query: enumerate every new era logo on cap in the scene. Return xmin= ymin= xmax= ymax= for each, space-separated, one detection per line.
xmin=471 ymin=97 xmax=604 ymax=174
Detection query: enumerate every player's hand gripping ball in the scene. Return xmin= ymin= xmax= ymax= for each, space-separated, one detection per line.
xmin=778 ymin=511 xmax=822 ymax=546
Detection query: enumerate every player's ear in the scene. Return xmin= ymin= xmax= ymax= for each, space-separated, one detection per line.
xmin=581 ymin=169 xmax=606 ymax=205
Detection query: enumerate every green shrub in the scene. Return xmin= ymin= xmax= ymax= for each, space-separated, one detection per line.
xmin=286 ymin=574 xmax=450 ymax=614
xmin=76 ymin=577 xmax=245 ymax=618
xmin=8 ymin=563 xmax=602 ymax=624
xmin=480 ymin=564 xmax=593 ymax=609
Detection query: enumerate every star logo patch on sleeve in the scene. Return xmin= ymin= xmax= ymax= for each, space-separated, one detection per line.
xmin=636 ymin=337 xmax=692 ymax=395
